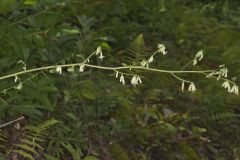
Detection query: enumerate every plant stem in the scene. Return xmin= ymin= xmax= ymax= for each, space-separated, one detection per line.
xmin=0 ymin=63 xmax=216 ymax=81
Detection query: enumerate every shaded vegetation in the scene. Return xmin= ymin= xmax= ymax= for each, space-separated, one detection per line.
xmin=0 ymin=0 xmax=240 ymax=159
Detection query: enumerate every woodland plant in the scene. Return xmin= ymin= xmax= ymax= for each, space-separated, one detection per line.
xmin=1 ymin=43 xmax=238 ymax=159
xmin=0 ymin=44 xmax=238 ymax=96
xmin=0 ymin=0 xmax=240 ymax=159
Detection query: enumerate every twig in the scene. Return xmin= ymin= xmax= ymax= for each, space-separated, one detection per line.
xmin=0 ymin=116 xmax=25 ymax=129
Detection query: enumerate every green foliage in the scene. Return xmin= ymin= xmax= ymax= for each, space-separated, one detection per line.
xmin=10 ymin=119 xmax=59 ymax=160
xmin=0 ymin=0 xmax=240 ymax=159
xmin=0 ymin=129 xmax=7 ymax=150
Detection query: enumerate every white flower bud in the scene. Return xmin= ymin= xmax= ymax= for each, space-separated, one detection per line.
xmin=15 ymin=82 xmax=23 ymax=90
xmin=137 ymin=76 xmax=142 ymax=84
xmin=230 ymin=85 xmax=239 ymax=95
xmin=115 ymin=71 xmax=119 ymax=78
xmin=222 ymin=81 xmax=231 ymax=92
xmin=188 ymin=82 xmax=197 ymax=92
xmin=96 ymin=46 xmax=102 ymax=56
xmin=14 ymin=76 xmax=19 ymax=83
xmin=79 ymin=64 xmax=85 ymax=72
xmin=157 ymin=44 xmax=167 ymax=55
xmin=120 ymin=74 xmax=125 ymax=85
xmin=195 ymin=50 xmax=204 ymax=61
xmin=193 ymin=59 xmax=198 ymax=66
xmin=148 ymin=56 xmax=154 ymax=63
xmin=67 ymin=66 xmax=75 ymax=72
xmin=56 ymin=66 xmax=62 ymax=74
xmin=131 ymin=76 xmax=138 ymax=86
xmin=181 ymin=81 xmax=185 ymax=92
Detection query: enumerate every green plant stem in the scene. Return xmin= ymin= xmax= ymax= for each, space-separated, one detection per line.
xmin=0 ymin=63 xmax=216 ymax=81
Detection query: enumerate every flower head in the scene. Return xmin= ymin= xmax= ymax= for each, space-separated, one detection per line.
xmin=79 ymin=64 xmax=85 ymax=72
xmin=98 ymin=54 xmax=105 ymax=61
xmin=157 ymin=44 xmax=167 ymax=55
xmin=56 ymin=66 xmax=62 ymax=74
xmin=14 ymin=76 xmax=19 ymax=83
xmin=148 ymin=56 xmax=154 ymax=63
xmin=115 ymin=71 xmax=119 ymax=78
xmin=188 ymin=82 xmax=197 ymax=93
xmin=96 ymin=46 xmax=102 ymax=56
xmin=222 ymin=81 xmax=231 ymax=92
xmin=131 ymin=75 xmax=142 ymax=86
xmin=195 ymin=50 xmax=204 ymax=61
xmin=230 ymin=84 xmax=239 ymax=95
xmin=119 ymin=74 xmax=125 ymax=85
xmin=181 ymin=81 xmax=185 ymax=92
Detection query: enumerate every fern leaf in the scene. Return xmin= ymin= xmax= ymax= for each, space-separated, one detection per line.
xmin=13 ymin=149 xmax=35 ymax=160
xmin=45 ymin=154 xmax=59 ymax=160
xmin=25 ymin=135 xmax=45 ymax=142
xmin=62 ymin=143 xmax=82 ymax=160
xmin=15 ymin=144 xmax=39 ymax=155
xmin=20 ymin=139 xmax=44 ymax=150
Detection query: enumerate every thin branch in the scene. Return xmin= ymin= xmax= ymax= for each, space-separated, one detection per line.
xmin=0 ymin=116 xmax=24 ymax=129
xmin=0 ymin=63 xmax=216 ymax=81
xmin=0 ymin=96 xmax=11 ymax=107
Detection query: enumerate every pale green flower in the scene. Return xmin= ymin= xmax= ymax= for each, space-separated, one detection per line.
xmin=14 ymin=76 xmax=19 ymax=83
xmin=230 ymin=85 xmax=239 ymax=95
xmin=67 ymin=66 xmax=75 ymax=72
xmin=157 ymin=44 xmax=167 ymax=55
xmin=148 ymin=56 xmax=154 ymax=63
xmin=195 ymin=50 xmax=204 ymax=61
xmin=222 ymin=81 xmax=231 ymax=92
xmin=79 ymin=64 xmax=85 ymax=72
xmin=115 ymin=71 xmax=119 ymax=78
xmin=188 ymin=82 xmax=196 ymax=92
xmin=120 ymin=74 xmax=125 ymax=85
xmin=15 ymin=82 xmax=23 ymax=90
xmin=56 ymin=66 xmax=62 ymax=74
xmin=181 ymin=81 xmax=185 ymax=92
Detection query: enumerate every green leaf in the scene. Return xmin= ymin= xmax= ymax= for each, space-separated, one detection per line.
xmin=62 ymin=143 xmax=82 ymax=160
xmin=133 ymin=34 xmax=145 ymax=49
xmin=45 ymin=154 xmax=59 ymax=160
xmin=79 ymin=80 xmax=99 ymax=100
xmin=13 ymin=150 xmax=34 ymax=160
xmin=24 ymin=0 xmax=37 ymax=5
xmin=0 ymin=0 xmax=16 ymax=13
xmin=15 ymin=144 xmax=39 ymax=155
xmin=83 ymin=156 xmax=99 ymax=160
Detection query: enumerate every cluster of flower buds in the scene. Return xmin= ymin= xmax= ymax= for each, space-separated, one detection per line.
xmin=181 ymin=81 xmax=197 ymax=93
xmin=157 ymin=44 xmax=167 ymax=55
xmin=96 ymin=46 xmax=104 ymax=60
xmin=79 ymin=64 xmax=85 ymax=72
xmin=56 ymin=66 xmax=62 ymax=74
xmin=115 ymin=71 xmax=142 ymax=86
xmin=222 ymin=81 xmax=238 ymax=95
xmin=13 ymin=76 xmax=23 ymax=90
xmin=131 ymin=75 xmax=142 ymax=86
xmin=119 ymin=73 xmax=125 ymax=85
xmin=188 ymin=82 xmax=197 ymax=92
xmin=140 ymin=44 xmax=167 ymax=68
xmin=193 ymin=50 xmax=204 ymax=66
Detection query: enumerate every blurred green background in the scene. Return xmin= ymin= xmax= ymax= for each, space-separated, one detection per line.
xmin=0 ymin=0 xmax=239 ymax=159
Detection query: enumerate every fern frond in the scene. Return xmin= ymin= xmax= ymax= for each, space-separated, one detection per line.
xmin=12 ymin=119 xmax=60 ymax=160
xmin=62 ymin=143 xmax=82 ymax=160
xmin=119 ymin=34 xmax=148 ymax=63
xmin=0 ymin=129 xmax=7 ymax=149
xmin=13 ymin=149 xmax=35 ymax=160
xmin=15 ymin=144 xmax=39 ymax=155
xmin=44 ymin=154 xmax=59 ymax=160
xmin=20 ymin=139 xmax=44 ymax=150
xmin=208 ymin=112 xmax=240 ymax=122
